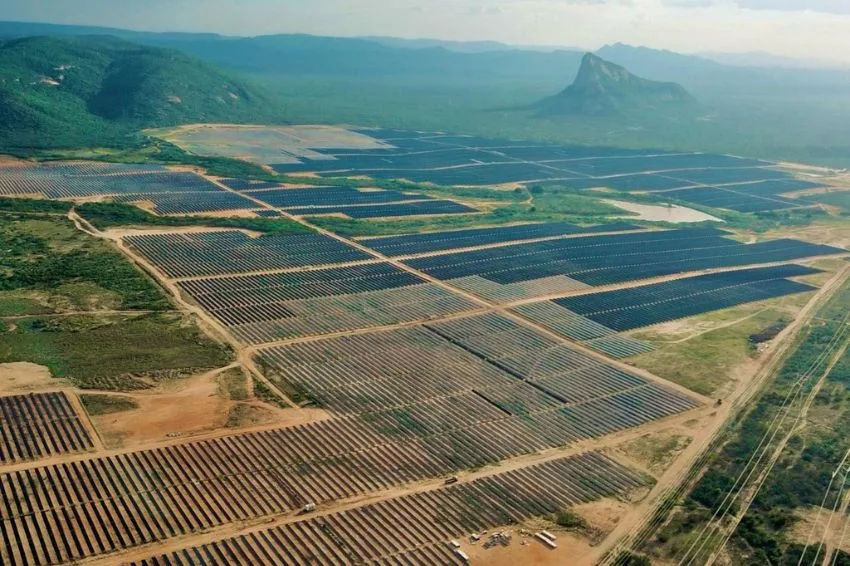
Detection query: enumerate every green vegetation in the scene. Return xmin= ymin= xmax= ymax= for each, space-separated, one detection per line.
xmin=252 ymin=377 xmax=289 ymax=409
xmin=1 ymin=213 xmax=169 ymax=310
xmin=0 ymin=313 xmax=232 ymax=391
xmin=225 ymin=402 xmax=272 ymax=428
xmin=76 ymin=201 xmax=311 ymax=234
xmin=0 ymin=35 xmax=280 ymax=151
xmin=0 ymin=294 xmax=53 ymax=316
xmin=645 ymin=278 xmax=850 ymax=564
xmin=312 ymin=198 xmax=622 ymax=237
xmin=216 ymin=367 xmax=249 ymax=401
xmin=631 ymin=307 xmax=795 ymax=396
xmin=614 ymin=551 xmax=653 ymax=566
xmin=618 ymin=433 xmax=692 ymax=475
xmin=79 ymin=393 xmax=139 ymax=415
xmin=0 ymin=196 xmax=72 ymax=214
xmin=553 ymin=508 xmax=590 ymax=531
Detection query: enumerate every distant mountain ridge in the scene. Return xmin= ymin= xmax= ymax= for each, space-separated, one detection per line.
xmin=535 ymin=53 xmax=696 ymax=116
xmin=2 ymin=21 xmax=850 ymax=98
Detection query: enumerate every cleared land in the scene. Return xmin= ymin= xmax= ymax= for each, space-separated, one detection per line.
xmin=2 ymin=128 xmax=849 ymax=566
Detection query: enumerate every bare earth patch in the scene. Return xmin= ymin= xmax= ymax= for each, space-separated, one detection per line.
xmin=459 ymin=527 xmax=593 ymax=566
xmin=0 ymin=362 xmax=63 ymax=394
xmin=790 ymin=506 xmax=850 ymax=555
xmin=90 ymin=368 xmax=229 ymax=448
xmin=601 ymin=199 xmax=723 ymax=223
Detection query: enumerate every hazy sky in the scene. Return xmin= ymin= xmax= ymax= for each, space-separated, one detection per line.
xmin=5 ymin=0 xmax=850 ymax=63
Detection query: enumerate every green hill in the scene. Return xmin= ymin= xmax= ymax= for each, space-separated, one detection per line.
xmin=536 ymin=53 xmax=697 ymax=117
xmin=0 ymin=35 xmax=279 ymax=150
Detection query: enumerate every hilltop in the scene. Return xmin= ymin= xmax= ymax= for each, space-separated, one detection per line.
xmin=0 ymin=35 xmax=278 ymax=149
xmin=536 ymin=53 xmax=697 ymax=116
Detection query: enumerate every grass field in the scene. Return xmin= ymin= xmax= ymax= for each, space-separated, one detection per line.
xmin=630 ymin=305 xmax=798 ymax=397
xmin=80 ymin=394 xmax=140 ymax=415
xmin=0 ymin=313 xmax=233 ymax=390
xmin=1 ymin=212 xmax=170 ymax=310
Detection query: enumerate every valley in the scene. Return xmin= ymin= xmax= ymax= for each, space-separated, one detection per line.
xmin=2 ymin=13 xmax=850 ymax=565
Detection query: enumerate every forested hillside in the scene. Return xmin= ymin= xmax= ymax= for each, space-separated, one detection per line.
xmin=0 ymin=35 xmax=279 ymax=149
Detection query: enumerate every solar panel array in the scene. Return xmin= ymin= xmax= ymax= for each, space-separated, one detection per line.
xmin=177 ymin=263 xmax=477 ymax=343
xmin=359 ymin=220 xmax=637 ymax=257
xmin=125 ymin=231 xmax=372 ymax=278
xmin=258 ymin=312 xmax=698 ymax=428
xmin=0 ymin=392 xmax=94 ymax=464
xmin=0 ymin=160 xmax=479 ymax=219
xmin=512 ymin=264 xmax=820 ymax=359
xmin=404 ymin=228 xmax=843 ymax=301
xmin=551 ymin=264 xmax=819 ymax=332
xmin=130 ymin=451 xmax=648 ymax=566
xmin=0 ymin=163 xmax=222 ymax=199
xmin=268 ymin=129 xmax=822 ymax=212
xmin=284 ymin=200 xmax=478 ymax=218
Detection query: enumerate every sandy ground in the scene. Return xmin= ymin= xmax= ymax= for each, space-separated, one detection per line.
xmin=790 ymin=506 xmax=850 ymax=558
xmin=0 ymin=362 xmax=65 ymax=394
xmin=177 ymin=209 xmax=260 ymax=218
xmin=90 ymin=368 xmax=229 ymax=448
xmin=777 ymin=161 xmax=841 ymax=175
xmin=602 ymin=199 xmax=723 ymax=223
xmin=102 ymin=226 xmax=264 ymax=239
xmin=86 ymin=366 xmax=330 ymax=450
xmin=762 ymin=221 xmax=850 ymax=249
xmin=458 ymin=499 xmax=630 ymax=565
xmin=460 ymin=533 xmax=588 ymax=566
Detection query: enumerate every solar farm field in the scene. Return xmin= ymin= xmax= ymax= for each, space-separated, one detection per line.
xmin=0 ymin=162 xmax=219 ymax=198
xmin=178 ymin=263 xmax=477 ymax=343
xmin=130 ymin=451 xmax=648 ymax=566
xmin=242 ymin=186 xmax=434 ymax=207
xmin=125 ymin=231 xmax=373 ymax=277
xmin=662 ymin=187 xmax=800 ymax=213
xmin=4 ymin=129 xmax=849 ymax=566
xmin=550 ymin=264 xmax=819 ymax=332
xmin=359 ymin=220 xmax=637 ymax=257
xmin=115 ymin=191 xmax=257 ymax=215
xmin=288 ymin=199 xmax=478 ymax=218
xmin=513 ymin=264 xmax=821 ymax=358
xmin=803 ymin=189 xmax=850 ymax=212
xmin=264 ymin=127 xmax=824 ymax=213
xmin=0 ymin=392 xmax=94 ymax=464
xmin=403 ymin=227 xmax=843 ymax=302
xmin=258 ymin=313 xmax=699 ymax=424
